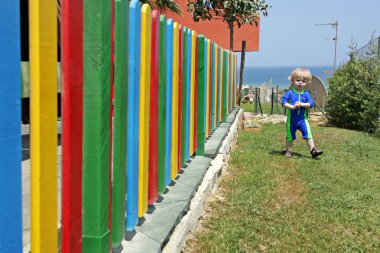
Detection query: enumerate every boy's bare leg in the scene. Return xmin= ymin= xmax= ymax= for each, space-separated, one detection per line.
xmin=307 ymin=138 xmax=324 ymax=158
xmin=286 ymin=141 xmax=293 ymax=151
xmin=285 ymin=141 xmax=293 ymax=157
xmin=306 ymin=138 xmax=315 ymax=151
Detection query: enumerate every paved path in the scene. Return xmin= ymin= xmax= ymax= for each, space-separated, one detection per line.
xmin=21 ymin=123 xmax=62 ymax=252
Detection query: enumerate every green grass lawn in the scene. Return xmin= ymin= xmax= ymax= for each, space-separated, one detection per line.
xmin=185 ymin=122 xmax=380 ymax=252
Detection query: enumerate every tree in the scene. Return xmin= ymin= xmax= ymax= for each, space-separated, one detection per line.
xmin=186 ymin=0 xmax=271 ymax=51
xmin=140 ymin=0 xmax=181 ymax=15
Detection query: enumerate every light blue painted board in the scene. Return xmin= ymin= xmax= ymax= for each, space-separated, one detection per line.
xmin=165 ymin=19 xmax=173 ymax=186
xmin=185 ymin=29 xmax=192 ymax=161
xmin=126 ymin=0 xmax=140 ymax=231
xmin=211 ymin=43 xmax=216 ymax=131
xmin=217 ymin=47 xmax=221 ymax=125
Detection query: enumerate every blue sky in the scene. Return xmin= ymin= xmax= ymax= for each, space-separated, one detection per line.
xmin=242 ymin=0 xmax=380 ymax=67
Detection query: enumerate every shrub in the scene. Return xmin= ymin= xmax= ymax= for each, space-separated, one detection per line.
xmin=326 ymin=56 xmax=380 ymax=133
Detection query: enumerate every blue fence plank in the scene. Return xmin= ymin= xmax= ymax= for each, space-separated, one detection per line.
xmin=0 ymin=2 xmax=22 ymax=252
xmin=211 ymin=43 xmax=216 ymax=131
xmin=217 ymin=47 xmax=222 ymax=124
xmin=126 ymin=0 xmax=141 ymax=231
xmin=165 ymin=19 xmax=173 ymax=186
xmin=185 ymin=29 xmax=192 ymax=161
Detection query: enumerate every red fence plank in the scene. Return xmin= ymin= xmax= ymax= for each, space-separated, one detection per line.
xmin=61 ymin=0 xmax=83 ymax=251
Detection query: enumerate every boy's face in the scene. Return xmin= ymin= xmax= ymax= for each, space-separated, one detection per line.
xmin=292 ymin=77 xmax=307 ymax=91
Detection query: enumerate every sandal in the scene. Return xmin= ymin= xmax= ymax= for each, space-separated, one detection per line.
xmin=284 ymin=150 xmax=292 ymax=158
xmin=311 ymin=147 xmax=323 ymax=158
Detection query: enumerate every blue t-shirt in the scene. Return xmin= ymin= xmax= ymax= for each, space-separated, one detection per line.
xmin=282 ymin=88 xmax=314 ymax=121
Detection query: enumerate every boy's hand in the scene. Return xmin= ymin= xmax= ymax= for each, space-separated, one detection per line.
xmin=283 ymin=103 xmax=301 ymax=110
xmin=296 ymin=101 xmax=311 ymax=108
xmin=292 ymin=103 xmax=300 ymax=110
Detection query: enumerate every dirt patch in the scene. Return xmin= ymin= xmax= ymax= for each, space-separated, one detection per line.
xmin=268 ymin=174 xmax=307 ymax=210
xmin=244 ymin=113 xmax=287 ymax=127
xmin=244 ymin=127 xmax=262 ymax=133
xmin=269 ymin=160 xmax=297 ymax=170
xmin=243 ymin=112 xmax=329 ymax=127
xmin=309 ymin=112 xmax=330 ymax=124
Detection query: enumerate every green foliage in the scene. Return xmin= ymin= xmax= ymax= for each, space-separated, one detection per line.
xmin=186 ymin=0 xmax=271 ymax=49
xmin=326 ymin=56 xmax=380 ymax=133
xmin=139 ymin=0 xmax=181 ymax=15
xmin=186 ymin=0 xmax=270 ymax=27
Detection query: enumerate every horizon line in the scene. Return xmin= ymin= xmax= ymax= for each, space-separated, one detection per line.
xmin=239 ymin=65 xmax=334 ymax=68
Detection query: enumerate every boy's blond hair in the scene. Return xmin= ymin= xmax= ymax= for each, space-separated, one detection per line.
xmin=288 ymin=68 xmax=312 ymax=84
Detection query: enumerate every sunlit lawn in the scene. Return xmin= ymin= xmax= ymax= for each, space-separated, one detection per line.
xmin=185 ymin=122 xmax=380 ymax=252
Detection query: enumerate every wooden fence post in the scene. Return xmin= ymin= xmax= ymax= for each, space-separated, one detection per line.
xmin=238 ymin=41 xmax=246 ymax=106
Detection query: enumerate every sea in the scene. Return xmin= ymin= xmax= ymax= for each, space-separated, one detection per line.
xmin=238 ymin=66 xmax=333 ymax=89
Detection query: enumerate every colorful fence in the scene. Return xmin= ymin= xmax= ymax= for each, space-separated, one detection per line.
xmin=0 ymin=1 xmax=238 ymax=252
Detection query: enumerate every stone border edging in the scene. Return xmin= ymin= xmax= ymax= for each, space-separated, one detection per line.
xmin=162 ymin=108 xmax=243 ymax=253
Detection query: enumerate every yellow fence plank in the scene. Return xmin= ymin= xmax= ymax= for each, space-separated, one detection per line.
xmin=29 ymin=0 xmax=58 ymax=251
xmin=171 ymin=22 xmax=179 ymax=179
xmin=189 ymin=31 xmax=196 ymax=155
xmin=138 ymin=4 xmax=152 ymax=217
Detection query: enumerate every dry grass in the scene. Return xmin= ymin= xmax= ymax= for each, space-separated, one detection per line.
xmin=267 ymin=174 xmax=307 ymax=210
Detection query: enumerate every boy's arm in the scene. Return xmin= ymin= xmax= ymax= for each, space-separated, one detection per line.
xmin=297 ymin=101 xmax=311 ymax=108
xmin=281 ymin=91 xmax=290 ymax=107
xmin=283 ymin=102 xmax=297 ymax=110
xmin=281 ymin=91 xmax=298 ymax=110
xmin=298 ymin=92 xmax=314 ymax=108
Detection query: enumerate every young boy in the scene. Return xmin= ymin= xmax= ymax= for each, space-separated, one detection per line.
xmin=281 ymin=68 xmax=323 ymax=158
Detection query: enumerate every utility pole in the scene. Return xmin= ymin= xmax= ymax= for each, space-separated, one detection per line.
xmin=238 ymin=41 xmax=246 ymax=106
xmin=315 ymin=20 xmax=338 ymax=72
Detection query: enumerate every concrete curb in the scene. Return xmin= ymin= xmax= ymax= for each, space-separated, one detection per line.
xmin=163 ymin=108 xmax=243 ymax=253
xmin=120 ymin=156 xmax=213 ymax=253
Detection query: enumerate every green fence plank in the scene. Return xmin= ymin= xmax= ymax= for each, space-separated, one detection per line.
xmin=83 ymin=0 xmax=111 ymax=251
xmin=196 ymin=35 xmax=205 ymax=156
xmin=112 ymin=0 xmax=128 ymax=248
xmin=158 ymin=15 xmax=167 ymax=193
